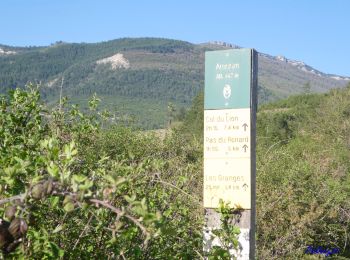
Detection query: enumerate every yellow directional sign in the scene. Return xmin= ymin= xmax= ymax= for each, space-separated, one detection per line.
xmin=204 ymin=49 xmax=257 ymax=210
xmin=204 ymin=108 xmax=251 ymax=159
xmin=204 ymin=157 xmax=251 ymax=208
xmin=204 ymin=108 xmax=251 ymax=208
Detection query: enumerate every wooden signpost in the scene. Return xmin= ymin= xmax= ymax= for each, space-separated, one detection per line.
xmin=203 ymin=49 xmax=257 ymax=259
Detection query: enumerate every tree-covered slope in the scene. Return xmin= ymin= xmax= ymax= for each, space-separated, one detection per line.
xmin=0 ymin=38 xmax=348 ymax=129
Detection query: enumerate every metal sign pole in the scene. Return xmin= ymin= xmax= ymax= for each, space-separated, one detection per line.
xmin=203 ymin=49 xmax=257 ymax=259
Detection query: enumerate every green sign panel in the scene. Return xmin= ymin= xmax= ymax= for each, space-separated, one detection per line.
xmin=205 ymin=49 xmax=252 ymax=109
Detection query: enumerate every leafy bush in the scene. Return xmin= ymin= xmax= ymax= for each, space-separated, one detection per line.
xmin=2 ymin=84 xmax=350 ymax=259
xmin=256 ymin=88 xmax=350 ymax=258
xmin=181 ymin=88 xmax=350 ymax=258
xmin=0 ymin=85 xmax=204 ymax=259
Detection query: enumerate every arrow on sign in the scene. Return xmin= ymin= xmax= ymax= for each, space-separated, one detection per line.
xmin=242 ymin=123 xmax=248 ymax=131
xmin=242 ymin=144 xmax=248 ymax=152
xmin=242 ymin=183 xmax=248 ymax=191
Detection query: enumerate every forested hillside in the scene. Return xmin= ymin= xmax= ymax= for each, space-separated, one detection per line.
xmin=0 ymin=38 xmax=348 ymax=129
xmin=1 ymin=84 xmax=350 ymax=258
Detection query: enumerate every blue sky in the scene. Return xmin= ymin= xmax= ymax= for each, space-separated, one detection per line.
xmin=1 ymin=0 xmax=349 ymax=76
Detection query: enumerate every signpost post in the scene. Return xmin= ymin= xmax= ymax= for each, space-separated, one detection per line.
xmin=203 ymin=49 xmax=257 ymax=259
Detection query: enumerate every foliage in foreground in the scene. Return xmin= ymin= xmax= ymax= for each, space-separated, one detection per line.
xmin=256 ymin=88 xmax=350 ymax=258
xmin=2 ymin=84 xmax=350 ymax=259
xmin=183 ymin=85 xmax=350 ymax=258
xmin=0 ymin=85 xmax=205 ymax=259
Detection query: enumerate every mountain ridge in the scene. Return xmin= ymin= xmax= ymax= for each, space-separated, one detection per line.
xmin=1 ymin=38 xmax=349 ymax=79
xmin=0 ymin=37 xmax=348 ymax=128
xmin=202 ymin=40 xmax=349 ymax=79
